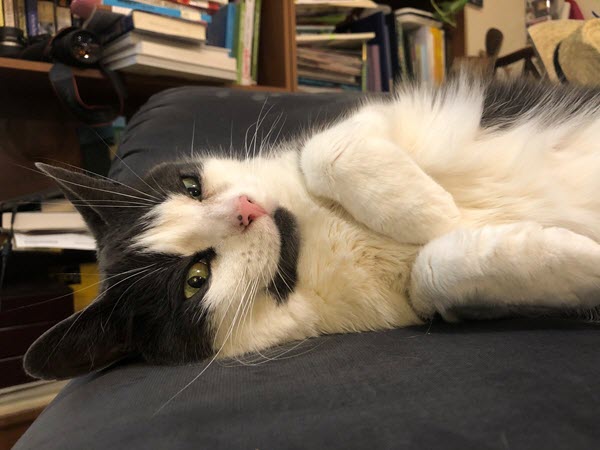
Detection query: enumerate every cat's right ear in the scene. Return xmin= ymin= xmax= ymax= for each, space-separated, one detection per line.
xmin=35 ymin=163 xmax=152 ymax=238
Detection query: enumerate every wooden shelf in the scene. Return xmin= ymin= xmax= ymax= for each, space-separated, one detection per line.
xmin=0 ymin=0 xmax=298 ymax=119
xmin=0 ymin=56 xmax=291 ymax=121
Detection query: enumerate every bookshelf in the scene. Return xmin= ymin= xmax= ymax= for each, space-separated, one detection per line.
xmin=1 ymin=0 xmax=298 ymax=121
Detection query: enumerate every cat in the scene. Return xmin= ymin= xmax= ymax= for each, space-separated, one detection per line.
xmin=24 ymin=73 xmax=600 ymax=381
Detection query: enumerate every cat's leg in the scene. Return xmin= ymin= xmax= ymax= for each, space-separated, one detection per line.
xmin=300 ymin=107 xmax=460 ymax=244
xmin=409 ymin=222 xmax=600 ymax=321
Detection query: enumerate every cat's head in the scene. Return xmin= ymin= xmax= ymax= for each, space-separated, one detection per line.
xmin=24 ymin=159 xmax=300 ymax=380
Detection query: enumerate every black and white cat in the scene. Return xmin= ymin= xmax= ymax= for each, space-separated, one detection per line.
xmin=25 ymin=74 xmax=600 ymax=380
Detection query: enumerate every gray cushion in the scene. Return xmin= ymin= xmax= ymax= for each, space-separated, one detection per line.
xmin=16 ymin=87 xmax=600 ymax=450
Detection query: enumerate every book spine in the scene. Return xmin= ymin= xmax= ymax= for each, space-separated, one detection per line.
xmin=235 ymin=1 xmax=244 ymax=84
xmin=25 ymin=0 xmax=38 ymax=35
xmin=206 ymin=4 xmax=225 ymax=46
xmin=56 ymin=3 xmax=71 ymax=30
xmin=37 ymin=0 xmax=56 ymax=35
xmin=250 ymin=0 xmax=261 ymax=83
xmin=240 ymin=0 xmax=254 ymax=85
xmin=102 ymin=0 xmax=210 ymax=22
xmin=15 ymin=0 xmax=26 ymax=34
xmin=0 ymin=0 xmax=4 ymax=26
xmin=361 ymin=41 xmax=367 ymax=92
xmin=395 ymin=17 xmax=408 ymax=80
xmin=3 ymin=0 xmax=16 ymax=27
xmin=134 ymin=0 xmax=212 ymax=22
xmin=225 ymin=4 xmax=235 ymax=52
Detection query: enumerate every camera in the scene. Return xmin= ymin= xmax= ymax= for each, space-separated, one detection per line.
xmin=19 ymin=27 xmax=102 ymax=67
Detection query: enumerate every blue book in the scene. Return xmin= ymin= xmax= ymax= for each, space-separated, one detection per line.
xmin=337 ymin=12 xmax=392 ymax=92
xmin=25 ymin=0 xmax=39 ymax=36
xmin=206 ymin=4 xmax=235 ymax=50
xmin=102 ymin=0 xmax=212 ymax=23
xmin=225 ymin=4 xmax=237 ymax=53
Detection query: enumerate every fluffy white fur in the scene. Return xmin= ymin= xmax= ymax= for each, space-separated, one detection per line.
xmin=135 ymin=77 xmax=600 ymax=358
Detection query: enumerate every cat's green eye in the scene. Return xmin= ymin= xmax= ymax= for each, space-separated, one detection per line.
xmin=184 ymin=261 xmax=209 ymax=299
xmin=182 ymin=177 xmax=201 ymax=199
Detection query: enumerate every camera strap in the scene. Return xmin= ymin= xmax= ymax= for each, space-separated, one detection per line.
xmin=49 ymin=62 xmax=127 ymax=127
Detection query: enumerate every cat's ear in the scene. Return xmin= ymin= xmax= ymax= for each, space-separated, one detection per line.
xmin=23 ymin=295 xmax=131 ymax=380
xmin=35 ymin=163 xmax=152 ymax=238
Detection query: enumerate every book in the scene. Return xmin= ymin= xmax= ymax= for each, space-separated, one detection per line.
xmin=101 ymin=0 xmax=211 ymax=23
xmin=1 ymin=211 xmax=87 ymax=233
xmin=235 ymin=0 xmax=244 ymax=83
xmin=3 ymin=0 xmax=16 ymax=27
xmin=251 ymin=0 xmax=261 ymax=83
xmin=124 ymin=0 xmax=212 ymax=22
xmin=206 ymin=3 xmax=236 ymax=49
xmin=103 ymin=33 xmax=236 ymax=81
xmin=0 ymin=380 xmax=69 ymax=414
xmin=37 ymin=0 xmax=56 ymax=35
xmin=12 ymin=232 xmax=96 ymax=251
xmin=296 ymin=32 xmax=375 ymax=47
xmin=297 ymin=67 xmax=358 ymax=85
xmin=296 ymin=25 xmax=336 ymax=34
xmin=394 ymin=7 xmax=443 ymax=30
xmin=103 ymin=31 xmax=235 ymax=71
xmin=40 ymin=198 xmax=76 ymax=213
xmin=50 ymin=262 xmax=100 ymax=311
xmin=105 ymin=53 xmax=236 ymax=81
xmin=367 ymin=43 xmax=381 ymax=91
xmin=86 ymin=8 xmax=207 ymax=44
xmin=15 ymin=0 xmax=27 ymax=35
xmin=238 ymin=0 xmax=256 ymax=85
xmin=25 ymin=0 xmax=39 ymax=36
xmin=56 ymin=2 xmax=72 ymax=29
xmin=336 ymin=12 xmax=392 ymax=91
xmin=295 ymin=1 xmax=379 ymax=12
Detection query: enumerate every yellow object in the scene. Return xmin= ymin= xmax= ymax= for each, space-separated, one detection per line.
xmin=70 ymin=263 xmax=100 ymax=311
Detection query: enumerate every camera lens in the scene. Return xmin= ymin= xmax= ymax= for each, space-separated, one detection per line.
xmin=70 ymin=31 xmax=101 ymax=62
xmin=50 ymin=29 xmax=102 ymax=67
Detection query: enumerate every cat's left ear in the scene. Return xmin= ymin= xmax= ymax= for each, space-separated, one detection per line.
xmin=35 ymin=163 xmax=152 ymax=238
xmin=23 ymin=294 xmax=131 ymax=380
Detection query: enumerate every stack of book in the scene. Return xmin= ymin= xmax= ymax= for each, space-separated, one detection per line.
xmin=1 ymin=198 xmax=94 ymax=251
xmin=394 ymin=7 xmax=446 ymax=85
xmin=0 ymin=195 xmax=100 ymax=391
xmin=206 ymin=0 xmax=262 ymax=85
xmin=80 ymin=0 xmax=246 ymax=82
xmin=295 ymin=0 xmax=378 ymax=93
xmin=294 ymin=3 xmax=449 ymax=93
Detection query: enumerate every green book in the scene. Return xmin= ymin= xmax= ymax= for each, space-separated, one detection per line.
xmin=235 ymin=1 xmax=245 ymax=84
xmin=251 ymin=0 xmax=261 ymax=83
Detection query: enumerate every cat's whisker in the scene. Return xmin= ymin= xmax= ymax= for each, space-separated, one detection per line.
xmin=37 ymin=158 xmax=162 ymax=202
xmin=103 ymin=267 xmax=163 ymax=327
xmin=87 ymin=127 xmax=164 ymax=199
xmin=189 ymin=117 xmax=197 ymax=159
xmin=43 ymin=265 xmax=157 ymax=369
xmin=154 ymin=269 xmax=255 ymax=415
xmin=211 ymin=270 xmax=247 ymax=348
xmin=7 ymin=163 xmax=155 ymax=205
xmin=30 ymin=169 xmax=160 ymax=205
xmin=6 ymin=264 xmax=156 ymax=312
xmin=258 ymin=110 xmax=284 ymax=160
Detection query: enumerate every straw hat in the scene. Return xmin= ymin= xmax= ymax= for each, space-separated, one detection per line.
xmin=528 ymin=19 xmax=600 ymax=86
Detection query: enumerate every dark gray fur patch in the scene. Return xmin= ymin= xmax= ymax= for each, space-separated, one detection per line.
xmin=268 ymin=207 xmax=300 ymax=304
xmin=480 ymin=78 xmax=600 ymax=129
xmin=24 ymin=162 xmax=213 ymax=380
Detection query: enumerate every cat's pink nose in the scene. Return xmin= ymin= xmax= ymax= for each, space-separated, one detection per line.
xmin=236 ymin=195 xmax=267 ymax=227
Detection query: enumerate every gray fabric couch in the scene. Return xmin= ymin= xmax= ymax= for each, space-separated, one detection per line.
xmin=15 ymin=87 xmax=600 ymax=449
